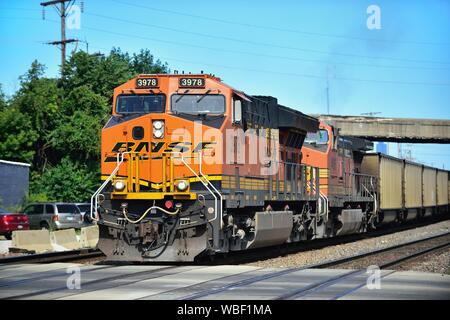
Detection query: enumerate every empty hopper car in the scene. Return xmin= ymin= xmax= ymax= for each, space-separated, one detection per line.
xmin=90 ymin=73 xmax=449 ymax=262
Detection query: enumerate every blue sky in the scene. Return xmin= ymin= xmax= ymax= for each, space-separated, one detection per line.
xmin=1 ymin=0 xmax=449 ymax=168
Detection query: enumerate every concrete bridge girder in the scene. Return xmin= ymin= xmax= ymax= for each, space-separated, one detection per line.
xmin=315 ymin=115 xmax=450 ymax=143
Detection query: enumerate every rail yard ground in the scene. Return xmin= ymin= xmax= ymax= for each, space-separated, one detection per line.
xmin=245 ymin=219 xmax=450 ymax=274
xmin=1 ymin=218 xmax=449 ymax=300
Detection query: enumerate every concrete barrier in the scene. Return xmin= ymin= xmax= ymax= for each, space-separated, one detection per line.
xmin=80 ymin=225 xmax=99 ymax=248
xmin=11 ymin=230 xmax=53 ymax=253
xmin=50 ymin=229 xmax=81 ymax=250
xmin=0 ymin=240 xmax=11 ymax=254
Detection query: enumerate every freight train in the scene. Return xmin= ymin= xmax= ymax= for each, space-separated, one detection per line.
xmin=91 ymin=74 xmax=449 ymax=262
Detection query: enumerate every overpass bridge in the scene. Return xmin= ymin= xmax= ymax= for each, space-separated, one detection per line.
xmin=315 ymin=115 xmax=450 ymax=143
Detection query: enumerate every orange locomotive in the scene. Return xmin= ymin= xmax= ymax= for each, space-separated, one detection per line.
xmin=92 ymin=74 xmax=448 ymax=262
xmin=93 ymin=73 xmax=323 ymax=261
xmin=302 ymin=122 xmax=378 ymax=231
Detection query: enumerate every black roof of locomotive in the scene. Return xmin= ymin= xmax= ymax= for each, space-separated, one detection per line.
xmin=248 ymin=95 xmax=319 ymax=133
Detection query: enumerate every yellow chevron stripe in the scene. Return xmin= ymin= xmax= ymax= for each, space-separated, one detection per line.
xmin=101 ymin=175 xmax=223 ymax=189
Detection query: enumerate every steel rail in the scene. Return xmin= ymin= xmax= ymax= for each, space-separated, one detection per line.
xmin=313 ymin=231 xmax=450 ymax=269
xmin=177 ymin=231 xmax=450 ymax=300
xmin=3 ymin=265 xmax=185 ymax=300
xmin=0 ymin=249 xmax=104 ymax=265
xmin=277 ymin=235 xmax=450 ymax=300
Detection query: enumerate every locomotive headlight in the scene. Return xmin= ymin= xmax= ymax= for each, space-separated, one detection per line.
xmin=153 ymin=129 xmax=164 ymax=139
xmin=153 ymin=120 xmax=164 ymax=130
xmin=113 ymin=180 xmax=126 ymax=191
xmin=176 ymin=180 xmax=188 ymax=191
xmin=152 ymin=120 xmax=164 ymax=138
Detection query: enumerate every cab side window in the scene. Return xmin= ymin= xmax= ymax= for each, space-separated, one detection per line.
xmin=304 ymin=129 xmax=329 ymax=152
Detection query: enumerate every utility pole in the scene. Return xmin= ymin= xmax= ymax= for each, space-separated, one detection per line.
xmin=40 ymin=0 xmax=78 ymax=71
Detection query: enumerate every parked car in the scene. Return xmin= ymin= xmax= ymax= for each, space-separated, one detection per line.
xmin=75 ymin=203 xmax=94 ymax=224
xmin=22 ymin=203 xmax=84 ymax=230
xmin=0 ymin=208 xmax=29 ymax=239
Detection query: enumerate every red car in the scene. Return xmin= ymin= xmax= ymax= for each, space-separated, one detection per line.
xmin=0 ymin=208 xmax=29 ymax=240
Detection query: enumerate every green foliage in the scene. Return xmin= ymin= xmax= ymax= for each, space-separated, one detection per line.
xmin=61 ymin=51 xmax=130 ymax=98
xmin=129 ymin=49 xmax=169 ymax=74
xmin=0 ymin=106 xmax=38 ymax=163
xmin=0 ymin=85 xmax=6 ymax=111
xmin=26 ymin=192 xmax=52 ymax=204
xmin=0 ymin=48 xmax=168 ymax=204
xmin=7 ymin=61 xmax=61 ymax=171
xmin=30 ymin=158 xmax=98 ymax=202
xmin=50 ymin=110 xmax=102 ymax=161
xmin=60 ymin=85 xmax=110 ymax=118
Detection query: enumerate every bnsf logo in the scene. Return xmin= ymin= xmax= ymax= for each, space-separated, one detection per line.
xmin=104 ymin=141 xmax=215 ymax=162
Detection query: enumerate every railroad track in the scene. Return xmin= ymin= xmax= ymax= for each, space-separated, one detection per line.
xmin=0 ymin=232 xmax=448 ymax=300
xmin=177 ymin=232 xmax=450 ymax=300
xmin=0 ymin=249 xmax=104 ymax=265
xmin=316 ymin=231 xmax=450 ymax=269
xmin=274 ymin=232 xmax=450 ymax=300
xmin=204 ymin=215 xmax=450 ymax=265
xmin=0 ymin=215 xmax=448 ymax=267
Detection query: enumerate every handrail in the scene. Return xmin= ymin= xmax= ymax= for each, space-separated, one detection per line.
xmin=90 ymin=152 xmax=129 ymax=221
xmin=344 ymin=172 xmax=377 ymax=198
xmin=198 ymin=150 xmax=223 ymax=228
xmin=172 ymin=152 xmax=220 ymax=225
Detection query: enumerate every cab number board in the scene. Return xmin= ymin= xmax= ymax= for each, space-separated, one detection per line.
xmin=179 ymin=77 xmax=205 ymax=88
xmin=136 ymin=78 xmax=158 ymax=88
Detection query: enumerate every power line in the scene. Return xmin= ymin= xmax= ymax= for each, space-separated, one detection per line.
xmin=3 ymin=15 xmax=446 ymax=72
xmin=151 ymin=56 xmax=450 ymax=86
xmin=40 ymin=0 xmax=78 ymax=71
xmin=70 ymin=27 xmax=449 ymax=86
xmin=83 ymin=43 xmax=450 ymax=86
xmin=111 ymin=0 xmax=450 ymax=47
xmin=84 ymin=10 xmax=449 ymax=66
xmin=3 ymin=6 xmax=450 ymax=66
xmin=83 ymin=12 xmax=450 ymax=71
xmin=101 ymin=44 xmax=450 ymax=87
xmin=2 ymin=16 xmax=448 ymax=86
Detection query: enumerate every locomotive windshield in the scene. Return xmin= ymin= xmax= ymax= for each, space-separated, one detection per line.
xmin=116 ymin=94 xmax=166 ymax=114
xmin=171 ymin=94 xmax=225 ymax=115
xmin=305 ymin=129 xmax=329 ymax=145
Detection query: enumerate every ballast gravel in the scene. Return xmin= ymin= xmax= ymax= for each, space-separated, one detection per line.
xmin=245 ymin=219 xmax=450 ymax=274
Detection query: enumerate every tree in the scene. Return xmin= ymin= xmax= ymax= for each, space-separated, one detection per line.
xmin=9 ymin=61 xmax=61 ymax=171
xmin=0 ymin=106 xmax=38 ymax=164
xmin=0 ymin=85 xmax=7 ymax=111
xmin=61 ymin=50 xmax=133 ymax=99
xmin=1 ymin=48 xmax=169 ymax=204
xmin=130 ymin=49 xmax=169 ymax=74
xmin=60 ymin=85 xmax=110 ymax=118
xmin=30 ymin=157 xmax=98 ymax=202
xmin=50 ymin=110 xmax=102 ymax=162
